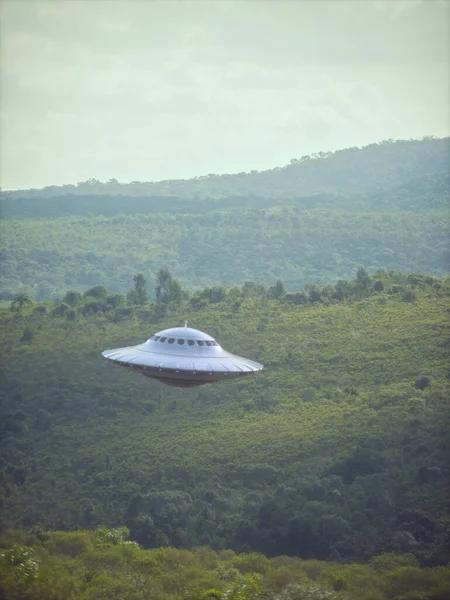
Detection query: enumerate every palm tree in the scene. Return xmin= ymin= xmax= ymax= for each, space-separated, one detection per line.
xmin=10 ymin=293 xmax=33 ymax=313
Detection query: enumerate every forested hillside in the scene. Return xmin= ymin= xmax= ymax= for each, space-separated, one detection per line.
xmin=1 ymin=137 xmax=449 ymax=299
xmin=2 ymin=528 xmax=450 ymax=600
xmin=2 ymin=271 xmax=449 ymax=569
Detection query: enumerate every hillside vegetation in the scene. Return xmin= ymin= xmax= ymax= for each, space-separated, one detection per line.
xmin=1 ymin=137 xmax=449 ymax=299
xmin=2 ymin=528 xmax=450 ymax=600
xmin=2 ymin=271 xmax=449 ymax=568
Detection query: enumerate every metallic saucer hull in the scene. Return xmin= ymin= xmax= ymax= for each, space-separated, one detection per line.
xmin=102 ymin=325 xmax=263 ymax=387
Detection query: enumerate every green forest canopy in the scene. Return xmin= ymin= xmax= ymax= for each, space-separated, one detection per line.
xmin=1 ymin=137 xmax=449 ymax=299
xmin=1 ymin=136 xmax=449 ymax=597
xmin=2 ymin=527 xmax=450 ymax=600
xmin=2 ymin=270 xmax=449 ymax=570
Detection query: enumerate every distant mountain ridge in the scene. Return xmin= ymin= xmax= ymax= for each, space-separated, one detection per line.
xmin=1 ymin=136 xmax=448 ymax=299
xmin=2 ymin=136 xmax=449 ymax=201
xmin=1 ymin=169 xmax=448 ymax=220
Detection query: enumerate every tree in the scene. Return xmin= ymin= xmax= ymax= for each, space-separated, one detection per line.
xmin=307 ymin=286 xmax=322 ymax=304
xmin=374 ymin=280 xmax=384 ymax=292
xmin=207 ymin=286 xmax=227 ymax=303
xmin=127 ymin=289 xmax=139 ymax=306
xmin=52 ymin=302 xmax=70 ymax=317
xmin=355 ymin=267 xmax=371 ymax=297
xmin=155 ymin=268 xmax=183 ymax=306
xmin=10 ymin=293 xmax=32 ymax=313
xmin=285 ymin=291 xmax=307 ymax=305
xmin=84 ymin=285 xmax=108 ymax=299
xmin=168 ymin=278 xmax=184 ymax=306
xmin=106 ymin=293 xmax=124 ymax=309
xmin=333 ymin=281 xmax=350 ymax=301
xmin=155 ymin=268 xmax=172 ymax=303
xmin=63 ymin=291 xmax=82 ymax=306
xmin=268 ymin=279 xmax=286 ymax=300
xmin=133 ymin=273 xmax=147 ymax=306
xmin=242 ymin=282 xmax=267 ymax=298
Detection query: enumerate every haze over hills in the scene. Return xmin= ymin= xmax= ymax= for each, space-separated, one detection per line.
xmin=2 ymin=0 xmax=450 ymax=595
xmin=0 ymin=137 xmax=449 ymax=300
xmin=2 ymin=136 xmax=449 ymax=200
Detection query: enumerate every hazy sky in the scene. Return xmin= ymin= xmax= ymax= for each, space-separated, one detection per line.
xmin=1 ymin=0 xmax=449 ymax=190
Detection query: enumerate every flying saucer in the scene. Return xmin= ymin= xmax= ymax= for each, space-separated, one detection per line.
xmin=102 ymin=324 xmax=263 ymax=387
